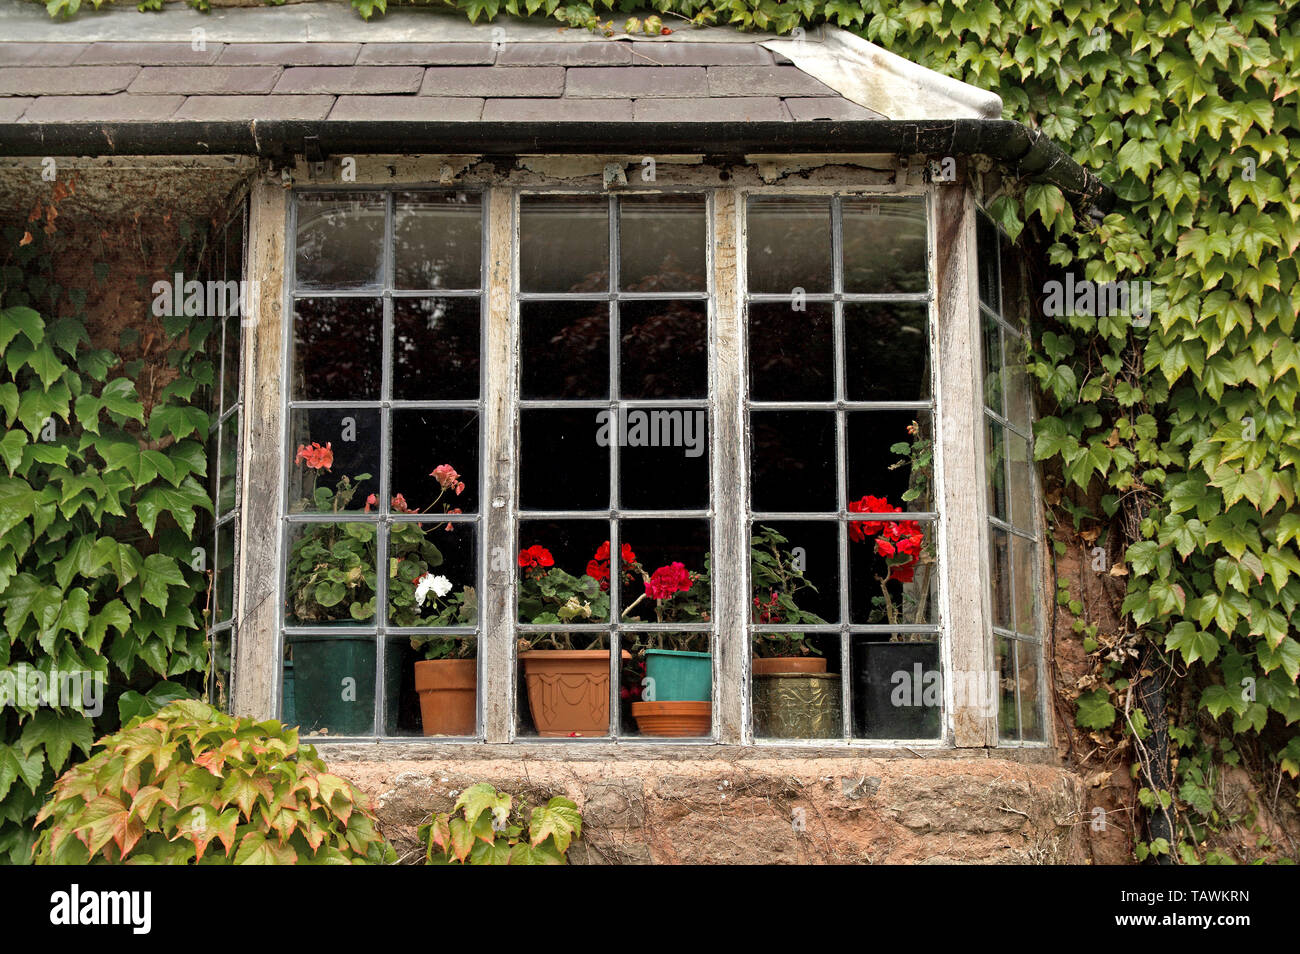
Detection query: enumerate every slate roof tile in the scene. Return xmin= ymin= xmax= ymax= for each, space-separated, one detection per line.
xmin=127 ymin=66 xmax=283 ymax=96
xmin=20 ymin=93 xmax=185 ymax=122
xmin=565 ymin=66 xmax=708 ymax=98
xmin=420 ymin=66 xmax=564 ymax=97
xmin=0 ymin=66 xmax=139 ymax=97
xmin=217 ymin=43 xmax=361 ymax=66
xmin=274 ymin=66 xmax=425 ymax=95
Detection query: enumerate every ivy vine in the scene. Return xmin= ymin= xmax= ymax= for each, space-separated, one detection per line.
xmin=0 ymin=224 xmax=214 ymax=864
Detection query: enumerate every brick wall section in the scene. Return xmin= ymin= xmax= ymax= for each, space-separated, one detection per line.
xmin=0 ymin=40 xmax=886 ymax=124
xmin=327 ymin=756 xmax=1089 ymax=865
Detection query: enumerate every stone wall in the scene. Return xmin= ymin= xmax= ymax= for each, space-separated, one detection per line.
xmin=328 ymin=754 xmax=1088 ymax=864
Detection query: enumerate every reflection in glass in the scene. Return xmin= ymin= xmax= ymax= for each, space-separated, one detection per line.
xmin=392 ymin=298 xmax=480 ymax=401
xmin=215 ymin=520 xmax=235 ymax=625
xmin=982 ymin=311 xmax=1003 ymax=414
xmin=620 ymin=410 xmax=709 ymax=511
xmin=620 ymin=300 xmax=707 ymax=398
xmin=292 ymin=298 xmax=383 ymax=401
xmin=748 ymin=302 xmax=833 ymax=402
xmin=1007 ymin=432 xmax=1034 ymax=531
xmin=844 ymin=303 xmax=929 ymax=402
xmin=747 ymin=196 xmax=832 ymax=294
xmin=520 ymin=409 xmax=609 ymax=511
xmin=990 ymin=526 xmax=1011 ymax=630
xmin=1016 ymin=639 xmax=1043 ymax=741
xmin=1012 ymin=532 xmax=1037 ymax=636
xmin=986 ymin=416 xmax=1007 ymax=521
xmin=520 ymin=300 xmax=609 ymax=400
xmin=841 ymin=196 xmax=928 ymax=294
xmin=619 ymin=195 xmax=707 ymax=292
xmin=217 ymin=412 xmax=238 ymax=515
xmin=996 ymin=635 xmax=1018 ymax=740
xmin=394 ymin=191 xmax=481 ymax=290
xmin=751 ymin=411 xmax=837 ymax=513
xmin=976 ymin=212 xmax=1000 ymax=310
xmin=295 ymin=192 xmax=384 ymax=289
xmin=520 ymin=195 xmax=609 ymax=293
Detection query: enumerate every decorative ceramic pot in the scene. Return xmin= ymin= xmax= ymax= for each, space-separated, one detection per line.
xmin=520 ymin=650 xmax=631 ymax=737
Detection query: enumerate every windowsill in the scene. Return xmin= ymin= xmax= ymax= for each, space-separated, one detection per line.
xmin=311 ymin=739 xmax=1059 ymax=763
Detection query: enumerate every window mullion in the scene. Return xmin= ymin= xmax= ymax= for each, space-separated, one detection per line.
xmin=935 ymin=183 xmax=998 ymax=746
xmin=711 ymin=188 xmax=746 ymax=744
xmin=482 ymin=185 xmax=518 ymax=743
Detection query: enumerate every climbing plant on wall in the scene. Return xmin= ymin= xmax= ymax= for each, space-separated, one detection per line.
xmin=0 ymin=223 xmax=214 ymax=864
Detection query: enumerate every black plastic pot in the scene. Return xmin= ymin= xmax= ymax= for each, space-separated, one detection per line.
xmin=851 ymin=639 xmax=941 ymax=740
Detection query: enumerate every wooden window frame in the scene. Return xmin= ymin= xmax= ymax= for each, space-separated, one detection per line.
xmin=230 ymin=158 xmax=1048 ymax=754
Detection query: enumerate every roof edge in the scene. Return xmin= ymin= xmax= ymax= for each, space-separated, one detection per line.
xmin=0 ymin=117 xmax=1113 ymax=213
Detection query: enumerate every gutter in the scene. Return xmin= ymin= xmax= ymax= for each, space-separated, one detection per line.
xmin=0 ymin=117 xmax=1114 ymax=213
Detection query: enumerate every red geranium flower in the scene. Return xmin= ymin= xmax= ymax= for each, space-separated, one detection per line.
xmin=295 ymin=442 xmax=333 ymax=471
xmin=646 ymin=562 xmax=692 ymax=600
xmin=517 ymin=545 xmax=554 ymax=569
xmin=847 ymin=494 xmax=900 ymax=542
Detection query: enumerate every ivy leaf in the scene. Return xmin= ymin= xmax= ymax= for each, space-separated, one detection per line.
xmin=146 ymin=405 xmax=208 ymax=443
xmin=136 ymin=477 xmax=212 ymax=537
xmin=1165 ymin=621 xmax=1219 ymax=666
xmin=141 ymin=554 xmax=185 ymax=611
xmin=1257 ymin=637 xmax=1300 ymax=681
xmin=0 ymin=744 xmax=45 ymax=801
xmin=0 ymin=305 xmax=44 ymax=352
xmin=0 ymin=429 xmax=28 ymax=475
xmin=1076 ymin=688 xmax=1116 ymax=730
xmin=528 ymin=796 xmax=581 ymax=853
xmin=75 ymin=378 xmax=144 ymax=435
xmin=19 ymin=708 xmax=93 ymax=773
xmin=85 ymin=598 xmax=132 ymax=653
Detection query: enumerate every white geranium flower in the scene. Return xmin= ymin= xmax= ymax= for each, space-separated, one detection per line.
xmin=415 ymin=574 xmax=453 ymax=607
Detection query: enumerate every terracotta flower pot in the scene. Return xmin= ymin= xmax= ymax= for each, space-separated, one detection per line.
xmin=631 ymin=701 xmax=711 ymax=737
xmin=752 ymin=656 xmax=828 ymax=676
xmin=520 ymin=650 xmax=631 ymax=737
xmin=414 ymin=659 xmax=477 ymax=737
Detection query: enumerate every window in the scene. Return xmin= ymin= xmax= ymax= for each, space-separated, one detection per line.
xmin=266 ymin=175 xmax=1044 ymax=748
xmin=745 ymin=194 xmax=939 ymax=741
xmin=203 ymin=204 xmax=247 ymax=712
xmin=515 ymin=193 xmax=712 ymax=739
xmin=976 ymin=211 xmax=1045 ymax=743
xmin=282 ymin=190 xmax=485 ymax=738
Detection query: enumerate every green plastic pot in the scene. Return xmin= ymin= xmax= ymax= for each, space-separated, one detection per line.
xmin=290 ymin=636 xmax=385 ymax=736
xmin=644 ymin=649 xmax=712 ymax=702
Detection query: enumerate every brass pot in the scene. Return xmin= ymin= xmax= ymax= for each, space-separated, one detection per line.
xmin=753 ymin=672 xmax=842 ymax=739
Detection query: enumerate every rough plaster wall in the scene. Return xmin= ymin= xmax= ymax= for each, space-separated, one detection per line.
xmin=336 ymin=757 xmax=1087 ymax=865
